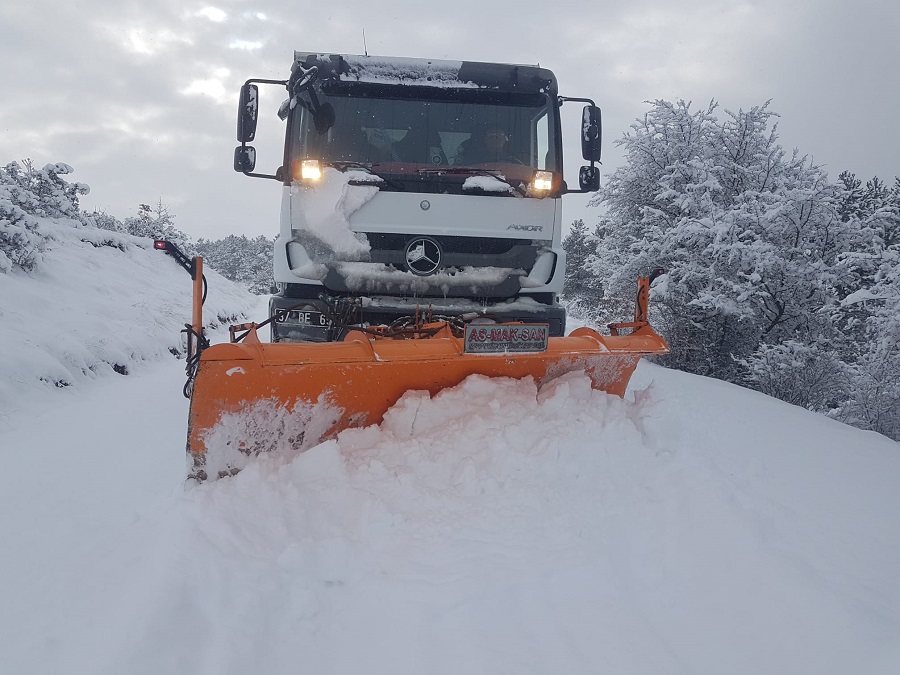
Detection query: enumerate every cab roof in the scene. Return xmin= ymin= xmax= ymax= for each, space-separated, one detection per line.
xmin=291 ymin=52 xmax=558 ymax=96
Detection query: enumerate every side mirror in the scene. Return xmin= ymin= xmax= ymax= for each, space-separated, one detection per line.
xmin=234 ymin=146 xmax=257 ymax=173
xmin=237 ymin=84 xmax=259 ymax=143
xmin=581 ymin=105 xmax=601 ymax=162
xmin=579 ymin=165 xmax=600 ymax=192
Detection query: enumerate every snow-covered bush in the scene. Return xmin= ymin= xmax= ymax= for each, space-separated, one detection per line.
xmin=741 ymin=340 xmax=848 ymax=411
xmin=122 ymin=201 xmax=191 ymax=249
xmin=587 ymin=100 xmax=848 ymax=376
xmin=826 ymin=175 xmax=900 ymax=438
xmin=576 ymin=100 xmax=899 ymax=440
xmin=83 ymin=209 xmax=125 ymax=233
xmin=0 ymin=160 xmax=89 ymax=219
xmin=0 ymin=160 xmax=92 ymax=273
xmin=0 ymin=196 xmax=45 ymax=273
xmin=837 ymin=346 xmax=900 ymax=440
xmin=195 ymin=234 xmax=275 ymax=295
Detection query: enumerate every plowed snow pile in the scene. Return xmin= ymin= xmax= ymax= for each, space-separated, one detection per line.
xmin=2 ymin=357 xmax=899 ymax=675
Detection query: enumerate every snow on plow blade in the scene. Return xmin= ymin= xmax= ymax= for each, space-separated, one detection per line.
xmin=187 ymin=324 xmax=668 ymax=480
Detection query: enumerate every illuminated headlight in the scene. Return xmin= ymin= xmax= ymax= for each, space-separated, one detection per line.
xmin=300 ymin=159 xmax=322 ymax=181
xmin=531 ymin=170 xmax=553 ymax=192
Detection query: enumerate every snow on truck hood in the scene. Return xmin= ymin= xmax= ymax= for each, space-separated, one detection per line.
xmin=287 ymin=169 xmax=549 ymax=293
xmin=330 ymin=262 xmax=522 ymax=296
xmin=289 ymin=168 xmax=376 ymax=259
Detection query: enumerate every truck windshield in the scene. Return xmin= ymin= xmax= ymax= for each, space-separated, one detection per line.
xmin=289 ymin=87 xmax=559 ymax=188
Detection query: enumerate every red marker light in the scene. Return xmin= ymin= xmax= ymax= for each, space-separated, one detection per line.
xmin=154 ymin=240 xmax=168 ymax=250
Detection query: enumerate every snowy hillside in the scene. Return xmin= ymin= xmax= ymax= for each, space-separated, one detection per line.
xmin=2 ymin=223 xmax=899 ymax=675
xmin=0 ymin=220 xmax=257 ymax=411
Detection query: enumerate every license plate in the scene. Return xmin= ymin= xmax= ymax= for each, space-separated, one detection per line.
xmin=277 ymin=309 xmax=328 ymax=327
xmin=464 ymin=324 xmax=550 ymax=354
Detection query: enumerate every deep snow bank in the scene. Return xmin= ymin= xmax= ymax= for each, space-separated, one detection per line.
xmin=0 ymin=219 xmax=257 ymax=414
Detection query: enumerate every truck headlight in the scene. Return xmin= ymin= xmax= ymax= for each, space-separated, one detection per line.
xmin=297 ymin=159 xmax=322 ymax=181
xmin=531 ymin=170 xmax=554 ymax=192
xmin=291 ymin=159 xmax=322 ymax=183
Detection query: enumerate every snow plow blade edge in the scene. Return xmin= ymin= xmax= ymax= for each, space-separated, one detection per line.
xmin=187 ymin=325 xmax=668 ymax=480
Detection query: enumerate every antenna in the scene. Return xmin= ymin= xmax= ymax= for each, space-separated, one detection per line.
xmin=362 ymin=29 xmax=368 ymax=56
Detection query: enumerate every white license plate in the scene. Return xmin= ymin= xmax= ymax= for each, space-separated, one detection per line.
xmin=277 ymin=309 xmax=328 ymax=326
xmin=464 ymin=324 xmax=550 ymax=353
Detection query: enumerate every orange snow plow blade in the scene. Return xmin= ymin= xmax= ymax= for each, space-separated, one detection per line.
xmin=186 ymin=320 xmax=668 ymax=480
xmin=152 ymin=241 xmax=669 ymax=480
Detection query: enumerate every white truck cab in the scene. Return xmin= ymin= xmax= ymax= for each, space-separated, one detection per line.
xmin=235 ymin=53 xmax=601 ymax=341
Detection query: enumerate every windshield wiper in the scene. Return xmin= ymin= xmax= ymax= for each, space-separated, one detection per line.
xmin=417 ymin=167 xmax=525 ymax=196
xmin=327 ymin=162 xmax=406 ymax=191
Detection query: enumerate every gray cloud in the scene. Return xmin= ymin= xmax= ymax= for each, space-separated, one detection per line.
xmin=2 ymin=0 xmax=897 ymax=239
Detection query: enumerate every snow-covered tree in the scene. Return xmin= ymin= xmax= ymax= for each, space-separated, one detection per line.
xmin=587 ymin=100 xmax=854 ymax=383
xmin=579 ymin=99 xmax=900 ymax=439
xmin=0 ymin=160 xmax=89 ymax=220
xmin=0 ymin=160 xmax=92 ymax=273
xmin=562 ymin=219 xmax=605 ymax=319
xmin=195 ymin=234 xmax=274 ymax=295
xmin=122 ymin=201 xmax=191 ymax=249
xmin=83 ymin=209 xmax=126 ymax=233
xmin=830 ymin=175 xmax=900 ymax=438
xmin=741 ymin=339 xmax=849 ymax=412
xmin=0 ymin=193 xmax=44 ymax=273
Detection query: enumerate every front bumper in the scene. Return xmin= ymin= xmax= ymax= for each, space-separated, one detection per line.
xmin=269 ymin=293 xmax=566 ymax=342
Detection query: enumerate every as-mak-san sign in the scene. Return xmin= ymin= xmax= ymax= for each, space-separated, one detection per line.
xmin=463 ymin=324 xmax=550 ymax=354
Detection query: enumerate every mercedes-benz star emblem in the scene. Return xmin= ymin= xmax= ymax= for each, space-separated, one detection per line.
xmin=405 ymin=237 xmax=442 ymax=276
xmin=419 ymin=200 xmax=431 ymax=211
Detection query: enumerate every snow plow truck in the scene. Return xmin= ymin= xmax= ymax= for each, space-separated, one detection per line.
xmin=159 ymin=53 xmax=668 ymax=480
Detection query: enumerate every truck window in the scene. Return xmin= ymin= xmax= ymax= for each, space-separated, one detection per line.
xmin=290 ymin=88 xmax=559 ymax=178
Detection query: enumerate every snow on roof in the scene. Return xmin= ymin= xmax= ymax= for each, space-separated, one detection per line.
xmin=293 ymin=52 xmax=555 ymax=92
xmin=340 ymin=55 xmax=478 ymax=88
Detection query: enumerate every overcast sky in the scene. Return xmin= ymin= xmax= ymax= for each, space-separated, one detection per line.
xmin=2 ymin=1 xmax=897 ymax=240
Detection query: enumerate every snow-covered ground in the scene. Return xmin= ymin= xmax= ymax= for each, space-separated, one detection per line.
xmin=2 ymin=222 xmax=899 ymax=674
